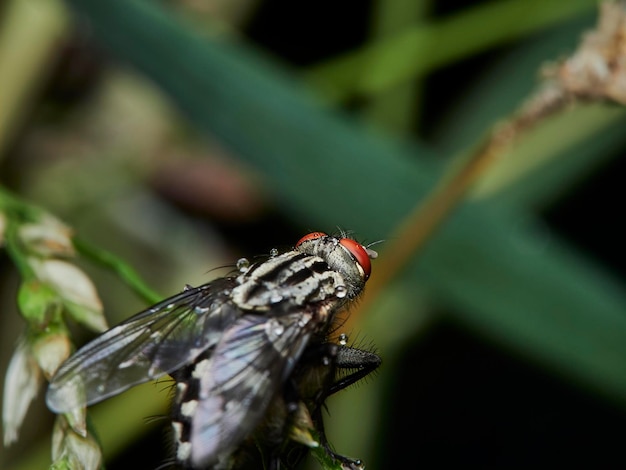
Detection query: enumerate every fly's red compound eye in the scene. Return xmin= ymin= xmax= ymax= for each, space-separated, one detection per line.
xmin=295 ymin=232 xmax=327 ymax=247
xmin=339 ymin=238 xmax=371 ymax=280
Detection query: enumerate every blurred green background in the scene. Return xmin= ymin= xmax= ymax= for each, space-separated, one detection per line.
xmin=1 ymin=0 xmax=626 ymax=468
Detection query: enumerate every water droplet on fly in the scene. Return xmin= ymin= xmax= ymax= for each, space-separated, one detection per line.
xmin=269 ymin=248 xmax=279 ymax=257
xmin=270 ymin=293 xmax=283 ymax=303
xmin=237 ymin=258 xmax=250 ymax=272
xmin=273 ymin=324 xmax=284 ymax=336
xmin=322 ymin=356 xmax=331 ymax=366
xmin=96 ymin=384 xmax=105 ymax=393
xmin=339 ymin=333 xmax=348 ymax=346
xmin=335 ymin=285 xmax=347 ymax=298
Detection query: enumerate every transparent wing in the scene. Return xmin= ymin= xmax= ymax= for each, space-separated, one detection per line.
xmin=189 ymin=312 xmax=314 ymax=467
xmin=46 ymin=277 xmax=240 ymax=413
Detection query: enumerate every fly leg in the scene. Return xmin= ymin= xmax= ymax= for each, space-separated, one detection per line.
xmin=325 ymin=345 xmax=381 ymax=396
xmin=301 ymin=342 xmax=381 ymax=470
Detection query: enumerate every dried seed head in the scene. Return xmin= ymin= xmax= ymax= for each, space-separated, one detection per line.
xmin=2 ymin=340 xmax=43 ymax=446
xmin=19 ymin=214 xmax=75 ymax=257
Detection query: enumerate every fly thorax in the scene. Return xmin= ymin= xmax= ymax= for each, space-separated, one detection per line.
xmin=230 ymin=251 xmax=349 ymax=311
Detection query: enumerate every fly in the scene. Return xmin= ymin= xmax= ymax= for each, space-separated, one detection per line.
xmin=46 ymin=231 xmax=380 ymax=469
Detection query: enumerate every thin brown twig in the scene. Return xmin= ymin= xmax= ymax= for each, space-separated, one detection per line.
xmin=348 ymin=0 xmax=626 ymax=328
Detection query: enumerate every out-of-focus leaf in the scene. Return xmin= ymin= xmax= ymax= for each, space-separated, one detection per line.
xmin=62 ymin=0 xmax=626 ymax=408
xmin=0 ymin=211 xmax=6 ymax=245
xmin=364 ymin=0 xmax=430 ymax=134
xmin=414 ymin=204 xmax=626 ymax=398
xmin=305 ymin=0 xmax=597 ymax=103
xmin=0 ymin=0 xmax=68 ymax=157
xmin=63 ymin=0 xmax=438 ymax=236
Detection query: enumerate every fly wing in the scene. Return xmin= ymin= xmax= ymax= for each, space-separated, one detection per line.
xmin=46 ymin=277 xmax=240 ymax=413
xmin=188 ymin=312 xmax=314 ymax=467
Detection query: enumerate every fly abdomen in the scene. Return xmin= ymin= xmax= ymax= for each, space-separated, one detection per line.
xmin=170 ymin=351 xmax=212 ymax=468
